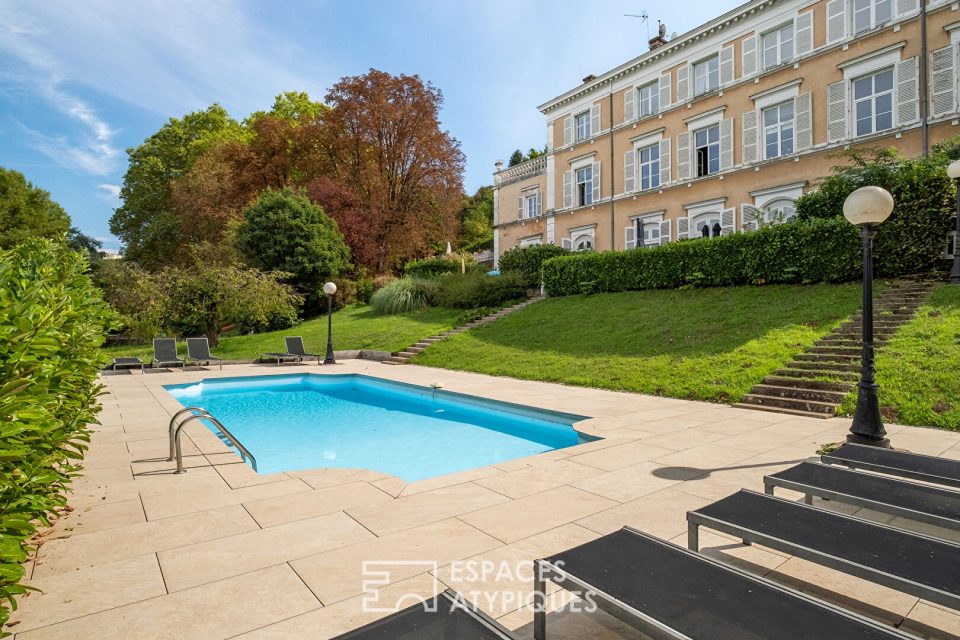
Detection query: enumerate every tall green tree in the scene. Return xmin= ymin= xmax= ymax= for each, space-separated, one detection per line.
xmin=109 ymin=105 xmax=245 ymax=268
xmin=234 ymin=188 xmax=351 ymax=311
xmin=0 ymin=167 xmax=71 ymax=248
xmin=458 ymin=186 xmax=493 ymax=250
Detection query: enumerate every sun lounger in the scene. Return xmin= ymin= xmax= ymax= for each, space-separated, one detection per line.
xmin=151 ymin=338 xmax=184 ymax=369
xmin=687 ymin=489 xmax=960 ymax=611
xmin=185 ymin=337 xmax=222 ymax=370
xmin=535 ymin=526 xmax=911 ymax=639
xmin=285 ymin=336 xmax=320 ymax=364
xmin=823 ymin=443 xmax=960 ymax=490
xmin=765 ymin=461 xmax=960 ymax=533
xmin=330 ymin=590 xmax=515 ymax=639
xmin=259 ymin=351 xmax=302 ymax=366
xmin=111 ymin=356 xmax=143 ymax=372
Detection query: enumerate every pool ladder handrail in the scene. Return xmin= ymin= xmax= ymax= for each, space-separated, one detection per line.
xmin=167 ymin=407 xmax=257 ymax=474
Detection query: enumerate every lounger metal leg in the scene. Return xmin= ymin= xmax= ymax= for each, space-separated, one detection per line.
xmin=764 ymin=482 xmax=774 ymax=496
xmin=805 ymin=493 xmax=814 ymax=505
xmin=534 ymin=560 xmax=547 ymax=640
xmin=687 ymin=522 xmax=699 ymax=551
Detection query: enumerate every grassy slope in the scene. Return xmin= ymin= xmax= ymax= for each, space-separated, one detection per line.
xmin=102 ymin=304 xmax=461 ymax=360
xmin=839 ymin=285 xmax=960 ymax=429
xmin=414 ymin=284 xmax=864 ymax=403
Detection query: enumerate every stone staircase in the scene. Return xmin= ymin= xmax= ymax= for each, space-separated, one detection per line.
xmin=733 ymin=280 xmax=936 ymax=419
xmin=384 ymin=296 xmax=546 ymax=365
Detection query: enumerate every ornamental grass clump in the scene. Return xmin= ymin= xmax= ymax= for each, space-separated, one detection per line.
xmin=370 ymin=277 xmax=439 ymax=314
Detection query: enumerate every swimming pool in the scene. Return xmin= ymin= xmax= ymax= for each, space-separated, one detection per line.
xmin=164 ymin=374 xmax=594 ymax=482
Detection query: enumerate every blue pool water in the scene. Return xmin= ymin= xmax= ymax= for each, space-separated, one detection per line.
xmin=164 ymin=374 xmax=593 ymax=482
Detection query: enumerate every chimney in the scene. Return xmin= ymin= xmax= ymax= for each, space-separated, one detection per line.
xmin=582 ymin=74 xmax=597 ymax=84
xmin=649 ymin=20 xmax=669 ymax=50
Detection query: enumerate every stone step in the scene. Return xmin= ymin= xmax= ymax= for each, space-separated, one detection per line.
xmin=384 ymin=357 xmax=408 ymax=365
xmin=397 ymin=351 xmax=419 ymax=358
xmin=774 ymin=368 xmax=860 ymax=381
xmin=414 ymin=342 xmax=433 ymax=348
xmin=784 ymin=360 xmax=857 ymax=373
xmin=405 ymin=346 xmax=425 ymax=353
xmin=733 ymin=399 xmax=834 ymax=419
xmin=749 ymin=384 xmax=848 ymax=403
xmin=738 ymin=393 xmax=838 ymax=416
xmin=794 ymin=352 xmax=859 ymax=363
xmin=808 ymin=346 xmax=862 ymax=356
xmin=763 ymin=376 xmax=855 ymax=392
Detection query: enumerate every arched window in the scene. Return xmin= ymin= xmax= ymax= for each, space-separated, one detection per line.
xmin=692 ymin=212 xmax=722 ymax=238
xmin=762 ymin=198 xmax=797 ymax=224
xmin=572 ymin=234 xmax=594 ymax=251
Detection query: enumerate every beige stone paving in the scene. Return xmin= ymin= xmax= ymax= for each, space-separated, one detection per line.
xmin=11 ymin=360 xmax=960 ymax=638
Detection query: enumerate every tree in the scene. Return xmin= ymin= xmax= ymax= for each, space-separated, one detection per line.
xmin=245 ymin=91 xmax=327 ymax=126
xmin=508 ymin=150 xmax=524 ymax=167
xmin=0 ymin=167 xmax=71 ymax=248
xmin=234 ymin=188 xmax=351 ymax=310
xmin=458 ymin=186 xmax=493 ymax=250
xmin=67 ymin=227 xmax=104 ymax=267
xmin=109 ymin=105 xmax=245 ymax=268
xmin=325 ymin=69 xmax=465 ymax=273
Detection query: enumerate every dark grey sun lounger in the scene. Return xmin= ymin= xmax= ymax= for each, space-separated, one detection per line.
xmin=330 ymin=590 xmax=515 ymax=639
xmin=186 ymin=337 xmax=222 ymax=370
xmin=765 ymin=461 xmax=960 ymax=533
xmin=687 ymin=490 xmax=960 ymax=611
xmin=534 ymin=527 xmax=912 ymax=640
xmin=111 ymin=356 xmax=144 ymax=372
xmin=285 ymin=336 xmax=320 ymax=364
xmin=259 ymin=351 xmax=302 ymax=366
xmin=151 ymin=338 xmax=184 ymax=369
xmin=824 ymin=443 xmax=960 ymax=490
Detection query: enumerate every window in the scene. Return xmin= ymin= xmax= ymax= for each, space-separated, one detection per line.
xmin=638 ymin=144 xmax=661 ymax=190
xmin=762 ymin=199 xmax=797 ymax=224
xmin=638 ymin=82 xmax=660 ymax=118
xmin=853 ymin=68 xmax=894 ymax=137
xmin=574 ymin=111 xmax=591 ymax=141
xmin=693 ymin=55 xmax=720 ymax=96
xmin=694 ymin=125 xmax=720 ymax=177
xmin=575 ymin=165 xmax=594 ymax=206
xmin=762 ymin=24 xmax=794 ymax=70
xmin=519 ymin=236 xmax=541 ymax=248
xmin=762 ymin=101 xmax=795 ymax=159
xmin=853 ymin=0 xmax=892 ymax=33
xmin=636 ymin=220 xmax=661 ymax=247
xmin=523 ymin=192 xmax=541 ymax=218
xmin=573 ymin=235 xmax=594 ymax=251
xmin=693 ymin=213 xmax=722 ymax=238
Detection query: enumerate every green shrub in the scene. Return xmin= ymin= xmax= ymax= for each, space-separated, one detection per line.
xmin=330 ymin=278 xmax=359 ymax=310
xmin=543 ymin=219 xmax=865 ymax=296
xmin=461 ymin=236 xmax=494 ymax=253
xmin=0 ymin=239 xmax=113 ymax=629
xmin=370 ymin=277 xmax=439 ymax=314
xmin=435 ymin=272 xmax=528 ymax=309
xmin=404 ymin=255 xmax=483 ymax=278
xmin=499 ymin=244 xmax=570 ymax=287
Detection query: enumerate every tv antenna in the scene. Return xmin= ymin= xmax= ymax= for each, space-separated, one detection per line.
xmin=624 ymin=10 xmax=650 ymax=39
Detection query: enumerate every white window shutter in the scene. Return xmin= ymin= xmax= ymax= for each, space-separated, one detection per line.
xmin=741 ymin=205 xmax=761 ymax=232
xmin=659 ymin=219 xmax=672 ymax=244
xmin=897 ymin=57 xmax=919 ymax=126
xmin=896 ymin=0 xmax=919 ymax=17
xmin=562 ymin=170 xmax=573 ymax=209
xmin=677 ymin=65 xmax=690 ymax=102
xmin=742 ymin=36 xmax=758 ymax=77
xmin=625 ymin=225 xmax=636 ymax=250
xmin=795 ymin=12 xmax=813 ymax=57
xmin=827 ymin=80 xmax=848 ymax=142
xmin=590 ymin=104 xmax=601 ymax=136
xmin=719 ymin=117 xmax=734 ymax=172
xmin=742 ymin=109 xmax=758 ymax=164
xmin=592 ymin=161 xmax=601 ymax=203
xmin=721 ymin=208 xmax=736 ymax=235
xmin=660 ymin=72 xmax=672 ymax=108
xmin=536 ymin=192 xmax=542 ymax=216
xmin=517 ymin=197 xmax=524 ymax=219
xmin=931 ymin=46 xmax=956 ymax=118
xmin=677 ymin=217 xmax=690 ymax=240
xmin=561 ymin=238 xmax=573 ymax=250
xmin=826 ymin=0 xmax=846 ymax=44
xmin=795 ymin=92 xmax=813 ymax=151
xmin=720 ymin=45 xmax=735 ymax=86
xmin=624 ymin=149 xmax=636 ymax=194
xmin=563 ymin=116 xmax=572 ymax=146
xmin=659 ymin=138 xmax=671 ymax=185
xmin=624 ymin=87 xmax=635 ymax=122
xmin=676 ymin=132 xmax=691 ymax=181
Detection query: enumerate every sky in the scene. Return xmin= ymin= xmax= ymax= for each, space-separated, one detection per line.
xmin=0 ymin=0 xmax=742 ymax=251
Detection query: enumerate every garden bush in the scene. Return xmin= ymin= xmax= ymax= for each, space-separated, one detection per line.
xmin=498 ymin=244 xmax=570 ymax=287
xmin=370 ymin=277 xmax=439 ymax=314
xmin=0 ymin=239 xmax=113 ymax=630
xmin=435 ymin=272 xmax=528 ymax=309
xmin=404 ymin=255 xmax=483 ymax=279
xmin=543 ymin=218 xmax=865 ymax=296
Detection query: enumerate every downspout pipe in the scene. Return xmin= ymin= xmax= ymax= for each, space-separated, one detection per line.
xmin=609 ymin=84 xmax=616 ymax=250
xmin=921 ymin=0 xmax=929 ymax=156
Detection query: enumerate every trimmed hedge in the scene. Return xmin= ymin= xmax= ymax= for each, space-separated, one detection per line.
xmin=498 ymin=244 xmax=570 ymax=287
xmin=434 ymin=272 xmax=528 ymax=309
xmin=543 ymin=219 xmax=866 ymax=296
xmin=404 ymin=255 xmax=483 ymax=279
xmin=0 ymin=239 xmax=112 ymax=629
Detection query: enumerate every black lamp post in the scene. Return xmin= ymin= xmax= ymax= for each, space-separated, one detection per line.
xmin=844 ymin=186 xmax=894 ymax=448
xmin=948 ymin=160 xmax=960 ymax=284
xmin=322 ymin=281 xmax=337 ymax=365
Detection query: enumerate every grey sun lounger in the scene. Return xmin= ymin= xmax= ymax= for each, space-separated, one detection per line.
xmin=259 ymin=351 xmax=302 ymax=366
xmin=286 ymin=336 xmax=321 ymax=364
xmin=151 ymin=338 xmax=184 ymax=369
xmin=687 ymin=490 xmax=960 ymax=611
xmin=765 ymin=461 xmax=960 ymax=533
xmin=111 ymin=357 xmax=144 ymax=372
xmin=534 ymin=527 xmax=912 ymax=640
xmin=186 ymin=337 xmax=222 ymax=370
xmin=823 ymin=443 xmax=960 ymax=490
xmin=330 ymin=590 xmax=515 ymax=639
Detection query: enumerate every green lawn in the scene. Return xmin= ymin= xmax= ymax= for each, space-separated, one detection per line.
xmin=414 ymin=284 xmax=865 ymax=403
xmin=102 ymin=304 xmax=461 ymax=361
xmin=839 ymin=285 xmax=960 ymax=429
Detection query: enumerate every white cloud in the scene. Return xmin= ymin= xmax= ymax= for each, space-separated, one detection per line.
xmin=97 ymin=183 xmax=121 ymax=199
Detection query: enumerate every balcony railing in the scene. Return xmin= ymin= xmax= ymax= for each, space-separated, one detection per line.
xmin=496 ymin=156 xmax=547 ymax=185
